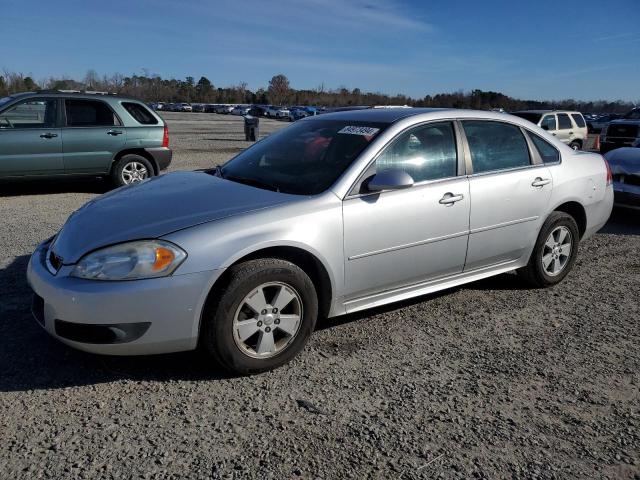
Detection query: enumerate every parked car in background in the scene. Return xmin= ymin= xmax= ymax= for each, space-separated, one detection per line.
xmin=600 ymin=108 xmax=640 ymax=154
xmin=26 ymin=108 xmax=612 ymax=374
xmin=0 ymin=91 xmax=171 ymax=186
xmin=232 ymin=105 xmax=251 ymax=116
xmin=174 ymin=103 xmax=192 ymax=112
xmin=512 ymin=110 xmax=588 ymax=150
xmin=192 ymin=104 xmax=206 ymax=113
xmin=288 ymin=106 xmax=317 ymax=121
xmin=587 ymin=113 xmax=622 ymax=133
xmin=604 ymin=147 xmax=640 ymax=209
xmin=266 ymin=106 xmax=289 ymax=118
xmin=150 ymin=102 xmax=165 ymax=111
xmin=215 ymin=105 xmax=234 ymax=114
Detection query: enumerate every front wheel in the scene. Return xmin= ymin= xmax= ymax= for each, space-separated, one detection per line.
xmin=518 ymin=212 xmax=580 ymax=288
xmin=201 ymin=258 xmax=318 ymax=375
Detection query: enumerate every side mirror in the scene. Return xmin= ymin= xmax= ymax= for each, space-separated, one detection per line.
xmin=367 ymin=169 xmax=414 ymax=192
xmin=541 ymin=124 xmax=549 ymax=130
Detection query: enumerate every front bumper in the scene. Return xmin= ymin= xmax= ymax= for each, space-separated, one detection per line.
xmin=26 ymin=241 xmax=220 ymax=355
xmin=145 ymin=147 xmax=172 ymax=171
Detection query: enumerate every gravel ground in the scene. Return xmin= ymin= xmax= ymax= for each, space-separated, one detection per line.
xmin=1 ymin=112 xmax=639 ymax=479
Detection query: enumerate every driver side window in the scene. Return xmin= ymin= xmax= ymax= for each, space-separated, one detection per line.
xmin=0 ymin=98 xmax=58 ymax=129
xmin=375 ymin=122 xmax=458 ymax=183
xmin=541 ymin=115 xmax=556 ymax=131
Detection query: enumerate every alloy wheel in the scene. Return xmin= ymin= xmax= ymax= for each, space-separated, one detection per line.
xmin=122 ymin=161 xmax=148 ymax=184
xmin=232 ymin=282 xmax=303 ymax=358
xmin=542 ymin=226 xmax=572 ymax=276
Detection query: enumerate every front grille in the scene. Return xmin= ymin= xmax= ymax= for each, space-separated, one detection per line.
xmin=31 ymin=293 xmax=45 ymax=327
xmin=613 ymin=174 xmax=640 ymax=187
xmin=607 ymin=124 xmax=639 ymax=139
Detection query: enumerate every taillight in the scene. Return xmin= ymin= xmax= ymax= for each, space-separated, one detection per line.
xmin=604 ymin=157 xmax=613 ymax=186
xmin=162 ymin=125 xmax=169 ymax=148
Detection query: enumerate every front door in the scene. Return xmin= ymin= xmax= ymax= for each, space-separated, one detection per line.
xmin=461 ymin=120 xmax=552 ymax=271
xmin=343 ymin=121 xmax=470 ymax=302
xmin=0 ymin=97 xmax=63 ymax=176
xmin=62 ymin=98 xmax=126 ymax=174
xmin=555 ymin=113 xmax=573 ymax=145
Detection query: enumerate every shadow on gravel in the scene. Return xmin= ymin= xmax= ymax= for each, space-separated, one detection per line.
xmin=598 ymin=207 xmax=640 ymax=236
xmin=0 ymin=255 xmax=229 ymax=393
xmin=0 ymin=177 xmax=112 ymax=197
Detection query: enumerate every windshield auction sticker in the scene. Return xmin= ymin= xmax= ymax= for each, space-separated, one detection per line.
xmin=338 ymin=126 xmax=380 ymax=136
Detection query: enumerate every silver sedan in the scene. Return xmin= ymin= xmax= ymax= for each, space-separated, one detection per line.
xmin=27 ymin=108 xmax=614 ymax=374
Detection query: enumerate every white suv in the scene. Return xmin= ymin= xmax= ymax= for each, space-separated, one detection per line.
xmin=512 ymin=110 xmax=588 ymax=150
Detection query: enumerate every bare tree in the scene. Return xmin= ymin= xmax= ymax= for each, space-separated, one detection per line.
xmin=268 ymin=74 xmax=291 ymax=105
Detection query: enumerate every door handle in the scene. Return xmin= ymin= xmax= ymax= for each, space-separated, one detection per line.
xmin=107 ymin=130 xmax=123 ymax=136
xmin=531 ymin=177 xmax=551 ymax=187
xmin=40 ymin=132 xmax=58 ymax=139
xmin=439 ymin=192 xmax=464 ymax=205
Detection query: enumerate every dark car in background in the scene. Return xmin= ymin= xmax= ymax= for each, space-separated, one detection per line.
xmin=587 ymin=113 xmax=622 ymax=133
xmin=604 ymin=147 xmax=640 ymax=210
xmin=600 ymin=108 xmax=640 ymax=154
xmin=0 ymin=91 xmax=171 ymax=186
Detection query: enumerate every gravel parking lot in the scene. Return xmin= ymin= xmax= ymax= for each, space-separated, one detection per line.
xmin=1 ymin=112 xmax=638 ymax=479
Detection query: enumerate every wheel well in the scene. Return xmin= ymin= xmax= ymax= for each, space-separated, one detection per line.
xmin=554 ymin=201 xmax=587 ymax=238
xmin=212 ymin=246 xmax=333 ymax=320
xmin=112 ymin=149 xmax=159 ymax=175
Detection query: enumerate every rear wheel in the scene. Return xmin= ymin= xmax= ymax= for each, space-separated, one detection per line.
xmin=569 ymin=140 xmax=582 ymax=151
xmin=111 ymin=154 xmax=154 ymax=187
xmin=518 ymin=212 xmax=580 ymax=288
xmin=201 ymin=258 xmax=318 ymax=375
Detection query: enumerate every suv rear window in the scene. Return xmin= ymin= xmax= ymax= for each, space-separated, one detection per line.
xmin=557 ymin=113 xmax=572 ymax=130
xmin=65 ymin=99 xmax=119 ymax=127
xmin=122 ymin=102 xmax=158 ymax=125
xmin=571 ymin=114 xmax=586 ymax=128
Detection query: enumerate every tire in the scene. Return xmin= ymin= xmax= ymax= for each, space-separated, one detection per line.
xmin=111 ymin=154 xmax=154 ymax=187
xmin=569 ymin=141 xmax=581 ymax=151
xmin=201 ymin=258 xmax=318 ymax=375
xmin=517 ymin=211 xmax=580 ymax=288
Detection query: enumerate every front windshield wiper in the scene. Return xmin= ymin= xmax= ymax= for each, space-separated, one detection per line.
xmin=224 ymin=174 xmax=280 ymax=192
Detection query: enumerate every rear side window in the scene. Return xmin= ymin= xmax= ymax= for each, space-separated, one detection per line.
xmin=122 ymin=102 xmax=158 ymax=125
xmin=375 ymin=122 xmax=458 ymax=182
xmin=463 ymin=121 xmax=531 ymax=174
xmin=541 ymin=115 xmax=556 ymax=131
xmin=529 ymin=133 xmax=560 ymax=164
xmin=571 ymin=114 xmax=586 ymax=128
xmin=65 ymin=99 xmax=119 ymax=127
xmin=557 ymin=113 xmax=572 ymax=130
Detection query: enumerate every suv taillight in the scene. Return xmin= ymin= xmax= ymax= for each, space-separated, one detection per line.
xmin=162 ymin=125 xmax=169 ymax=148
xmin=604 ymin=157 xmax=613 ymax=186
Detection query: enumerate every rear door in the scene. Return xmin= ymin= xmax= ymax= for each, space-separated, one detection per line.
xmin=555 ymin=113 xmax=573 ymax=145
xmin=462 ymin=120 xmax=552 ymax=271
xmin=0 ymin=97 xmax=63 ymax=176
xmin=62 ymin=98 xmax=126 ymax=173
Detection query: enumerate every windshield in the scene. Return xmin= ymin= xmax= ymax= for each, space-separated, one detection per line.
xmin=0 ymin=96 xmax=13 ymax=109
xmin=511 ymin=112 xmax=542 ymax=124
xmin=220 ymin=119 xmax=387 ymax=195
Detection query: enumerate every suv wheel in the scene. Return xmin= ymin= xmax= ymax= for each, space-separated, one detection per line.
xmin=201 ymin=258 xmax=318 ymax=375
xmin=518 ymin=211 xmax=580 ymax=288
xmin=569 ymin=141 xmax=581 ymax=151
xmin=112 ymin=154 xmax=154 ymax=187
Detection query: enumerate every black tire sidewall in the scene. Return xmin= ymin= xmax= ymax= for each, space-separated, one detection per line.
xmin=204 ymin=260 xmax=318 ymax=375
xmin=111 ymin=154 xmax=154 ymax=187
xmin=533 ymin=212 xmax=580 ymax=286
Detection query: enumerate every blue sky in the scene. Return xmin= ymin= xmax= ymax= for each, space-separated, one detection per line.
xmin=0 ymin=0 xmax=638 ymax=101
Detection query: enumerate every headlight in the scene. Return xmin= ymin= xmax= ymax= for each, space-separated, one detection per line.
xmin=71 ymin=240 xmax=187 ymax=281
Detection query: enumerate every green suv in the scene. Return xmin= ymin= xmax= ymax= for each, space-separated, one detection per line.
xmin=0 ymin=91 xmax=171 ymax=186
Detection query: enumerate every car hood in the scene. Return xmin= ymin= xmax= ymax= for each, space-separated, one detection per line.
xmin=52 ymin=171 xmax=296 ymax=264
xmin=604 ymin=147 xmax=640 ymax=175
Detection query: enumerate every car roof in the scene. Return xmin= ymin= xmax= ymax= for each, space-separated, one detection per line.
xmin=515 ymin=110 xmax=582 ymax=115
xmin=309 ymin=107 xmax=454 ymax=123
xmin=6 ymin=90 xmax=143 ymax=102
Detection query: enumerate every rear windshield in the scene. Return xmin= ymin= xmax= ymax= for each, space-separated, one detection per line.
xmin=571 ymin=114 xmax=586 ymax=128
xmin=512 ymin=112 xmax=542 ymax=124
xmin=122 ymin=102 xmax=158 ymax=125
xmin=220 ymin=120 xmax=387 ymax=195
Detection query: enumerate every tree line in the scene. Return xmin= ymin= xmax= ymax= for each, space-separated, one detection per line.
xmin=0 ymin=69 xmax=635 ymax=114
